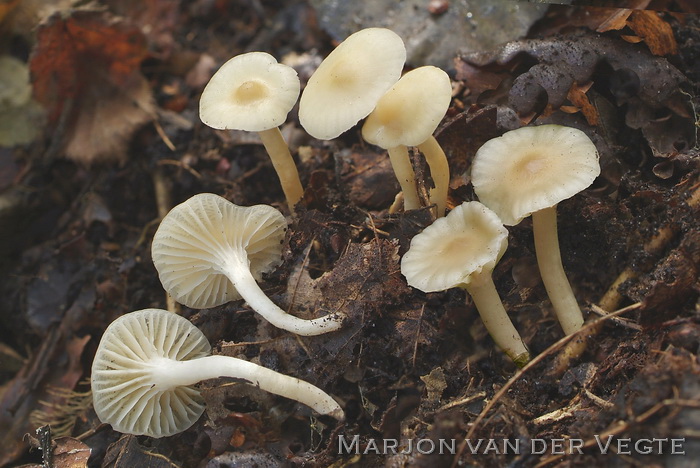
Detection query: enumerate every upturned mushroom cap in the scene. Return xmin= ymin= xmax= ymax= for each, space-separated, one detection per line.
xmin=199 ymin=52 xmax=300 ymax=132
xmin=471 ymin=125 xmax=600 ymax=226
xmin=152 ymin=193 xmax=287 ymax=308
xmin=91 ymin=308 xmax=211 ymax=437
xmin=362 ymin=66 xmax=452 ymax=149
xmin=401 ymin=201 xmax=508 ymax=292
xmin=299 ymin=28 xmax=406 ymax=140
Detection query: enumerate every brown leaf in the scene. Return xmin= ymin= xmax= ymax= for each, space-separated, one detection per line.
xmin=53 ymin=437 xmax=90 ymax=468
xmin=566 ymin=81 xmax=600 ymax=125
xmin=30 ymin=9 xmax=154 ymax=164
xmin=627 ymin=9 xmax=678 ymax=55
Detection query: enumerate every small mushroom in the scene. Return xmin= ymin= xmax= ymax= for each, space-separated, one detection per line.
xmin=299 ymin=28 xmax=406 ymax=140
xmin=91 ymin=308 xmax=344 ymax=437
xmin=401 ymin=201 xmax=529 ymax=366
xmin=152 ymin=193 xmax=344 ymax=336
xmin=199 ymin=52 xmax=303 ymax=212
xmin=471 ymin=125 xmax=600 ymax=335
xmin=362 ymin=66 xmax=452 ymax=215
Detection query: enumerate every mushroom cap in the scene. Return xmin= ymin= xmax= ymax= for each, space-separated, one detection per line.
xmin=401 ymin=201 xmax=508 ymax=292
xmin=362 ymin=66 xmax=452 ymax=149
xmin=298 ymin=28 xmax=406 ymax=140
xmin=199 ymin=52 xmax=300 ymax=132
xmin=91 ymin=308 xmax=211 ymax=437
xmin=471 ymin=125 xmax=600 ymax=226
xmin=152 ymin=193 xmax=287 ymax=309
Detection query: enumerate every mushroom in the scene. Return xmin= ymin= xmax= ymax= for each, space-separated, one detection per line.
xmin=199 ymin=52 xmax=303 ymax=212
xmin=401 ymin=201 xmax=530 ymax=366
xmin=471 ymin=125 xmax=600 ymax=335
xmin=152 ymin=193 xmax=344 ymax=336
xmin=91 ymin=308 xmax=344 ymax=437
xmin=362 ymin=66 xmax=452 ymax=215
xmin=298 ymin=27 xmax=406 ymax=140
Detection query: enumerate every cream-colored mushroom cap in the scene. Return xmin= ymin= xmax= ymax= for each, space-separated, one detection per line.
xmin=152 ymin=193 xmax=286 ymax=308
xmin=91 ymin=308 xmax=211 ymax=437
xmin=401 ymin=201 xmax=508 ymax=292
xmin=471 ymin=125 xmax=600 ymax=226
xmin=299 ymin=28 xmax=406 ymax=140
xmin=199 ymin=52 xmax=300 ymax=132
xmin=362 ymin=66 xmax=452 ymax=149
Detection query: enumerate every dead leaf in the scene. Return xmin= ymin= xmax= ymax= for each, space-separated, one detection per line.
xmin=420 ymin=367 xmax=447 ymax=402
xmin=566 ymin=81 xmax=600 ymax=125
xmin=627 ymin=9 xmax=678 ymax=56
xmin=30 ymin=8 xmax=154 ymax=164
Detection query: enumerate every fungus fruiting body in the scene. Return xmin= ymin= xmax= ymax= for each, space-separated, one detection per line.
xmin=362 ymin=66 xmax=452 ymax=215
xmin=471 ymin=125 xmax=600 ymax=335
xmin=401 ymin=201 xmax=529 ymax=366
xmin=199 ymin=52 xmax=303 ymax=211
xmin=152 ymin=193 xmax=344 ymax=336
xmin=299 ymin=28 xmax=406 ymax=140
xmin=91 ymin=308 xmax=344 ymax=437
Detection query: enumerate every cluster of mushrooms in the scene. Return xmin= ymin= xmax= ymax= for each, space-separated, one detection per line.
xmin=90 ymin=28 xmax=600 ymax=439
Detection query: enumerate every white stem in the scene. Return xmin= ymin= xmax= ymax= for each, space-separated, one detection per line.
xmin=151 ymin=355 xmax=344 ymax=419
xmin=258 ymin=127 xmax=304 ymax=212
xmin=387 ymin=145 xmax=421 ymax=211
xmin=222 ymin=258 xmax=345 ymax=336
xmin=532 ymin=206 xmax=584 ymax=335
xmin=464 ymin=274 xmax=529 ymax=367
xmin=417 ymin=136 xmax=449 ymax=218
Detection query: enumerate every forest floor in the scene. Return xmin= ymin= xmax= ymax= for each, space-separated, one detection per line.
xmin=0 ymin=1 xmax=699 ymax=467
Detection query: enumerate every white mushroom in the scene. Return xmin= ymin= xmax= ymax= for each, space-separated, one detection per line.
xmin=362 ymin=66 xmax=452 ymax=215
xmin=471 ymin=125 xmax=600 ymax=335
xmin=401 ymin=201 xmax=529 ymax=366
xmin=299 ymin=28 xmax=406 ymax=140
xmin=199 ymin=52 xmax=303 ymax=212
xmin=91 ymin=308 xmax=344 ymax=437
xmin=152 ymin=193 xmax=344 ymax=336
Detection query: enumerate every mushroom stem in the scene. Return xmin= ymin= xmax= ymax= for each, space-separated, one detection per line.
xmin=387 ymin=145 xmax=421 ymax=211
xmin=417 ymin=135 xmax=449 ymax=217
xmin=463 ymin=275 xmax=530 ymax=367
xmin=257 ymin=127 xmax=304 ymax=212
xmin=532 ymin=205 xmax=584 ymax=335
xmin=223 ymin=257 xmax=345 ymax=336
xmin=150 ymin=355 xmax=344 ymax=419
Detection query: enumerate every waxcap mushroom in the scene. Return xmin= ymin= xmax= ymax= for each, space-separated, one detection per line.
xmin=401 ymin=201 xmax=529 ymax=366
xmin=299 ymin=28 xmax=406 ymax=140
xmin=199 ymin=52 xmax=299 ymax=132
xmin=471 ymin=124 xmax=600 ymax=335
xmin=362 ymin=66 xmax=451 ymax=149
xmin=362 ymin=66 xmax=452 ymax=214
xmin=91 ymin=308 xmax=211 ymax=437
xmin=152 ymin=193 xmax=344 ymax=336
xmin=152 ymin=193 xmax=286 ymax=307
xmin=471 ymin=124 xmax=600 ymax=226
xmin=401 ymin=201 xmax=508 ymax=292
xmin=199 ymin=52 xmax=303 ymax=212
xmin=91 ymin=309 xmax=344 ymax=437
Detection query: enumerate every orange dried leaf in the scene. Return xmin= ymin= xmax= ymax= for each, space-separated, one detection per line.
xmin=29 ymin=9 xmax=154 ymax=164
xmin=627 ymin=9 xmax=678 ymax=56
xmin=566 ymin=81 xmax=600 ymax=126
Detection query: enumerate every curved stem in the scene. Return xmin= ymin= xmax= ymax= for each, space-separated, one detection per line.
xmin=258 ymin=127 xmax=304 ymax=212
xmin=223 ymin=259 xmax=345 ymax=336
xmin=387 ymin=145 xmax=421 ymax=211
xmin=417 ymin=136 xmax=449 ymax=217
xmin=463 ymin=275 xmax=530 ymax=367
xmin=153 ymin=356 xmax=344 ymax=419
xmin=532 ymin=206 xmax=584 ymax=335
